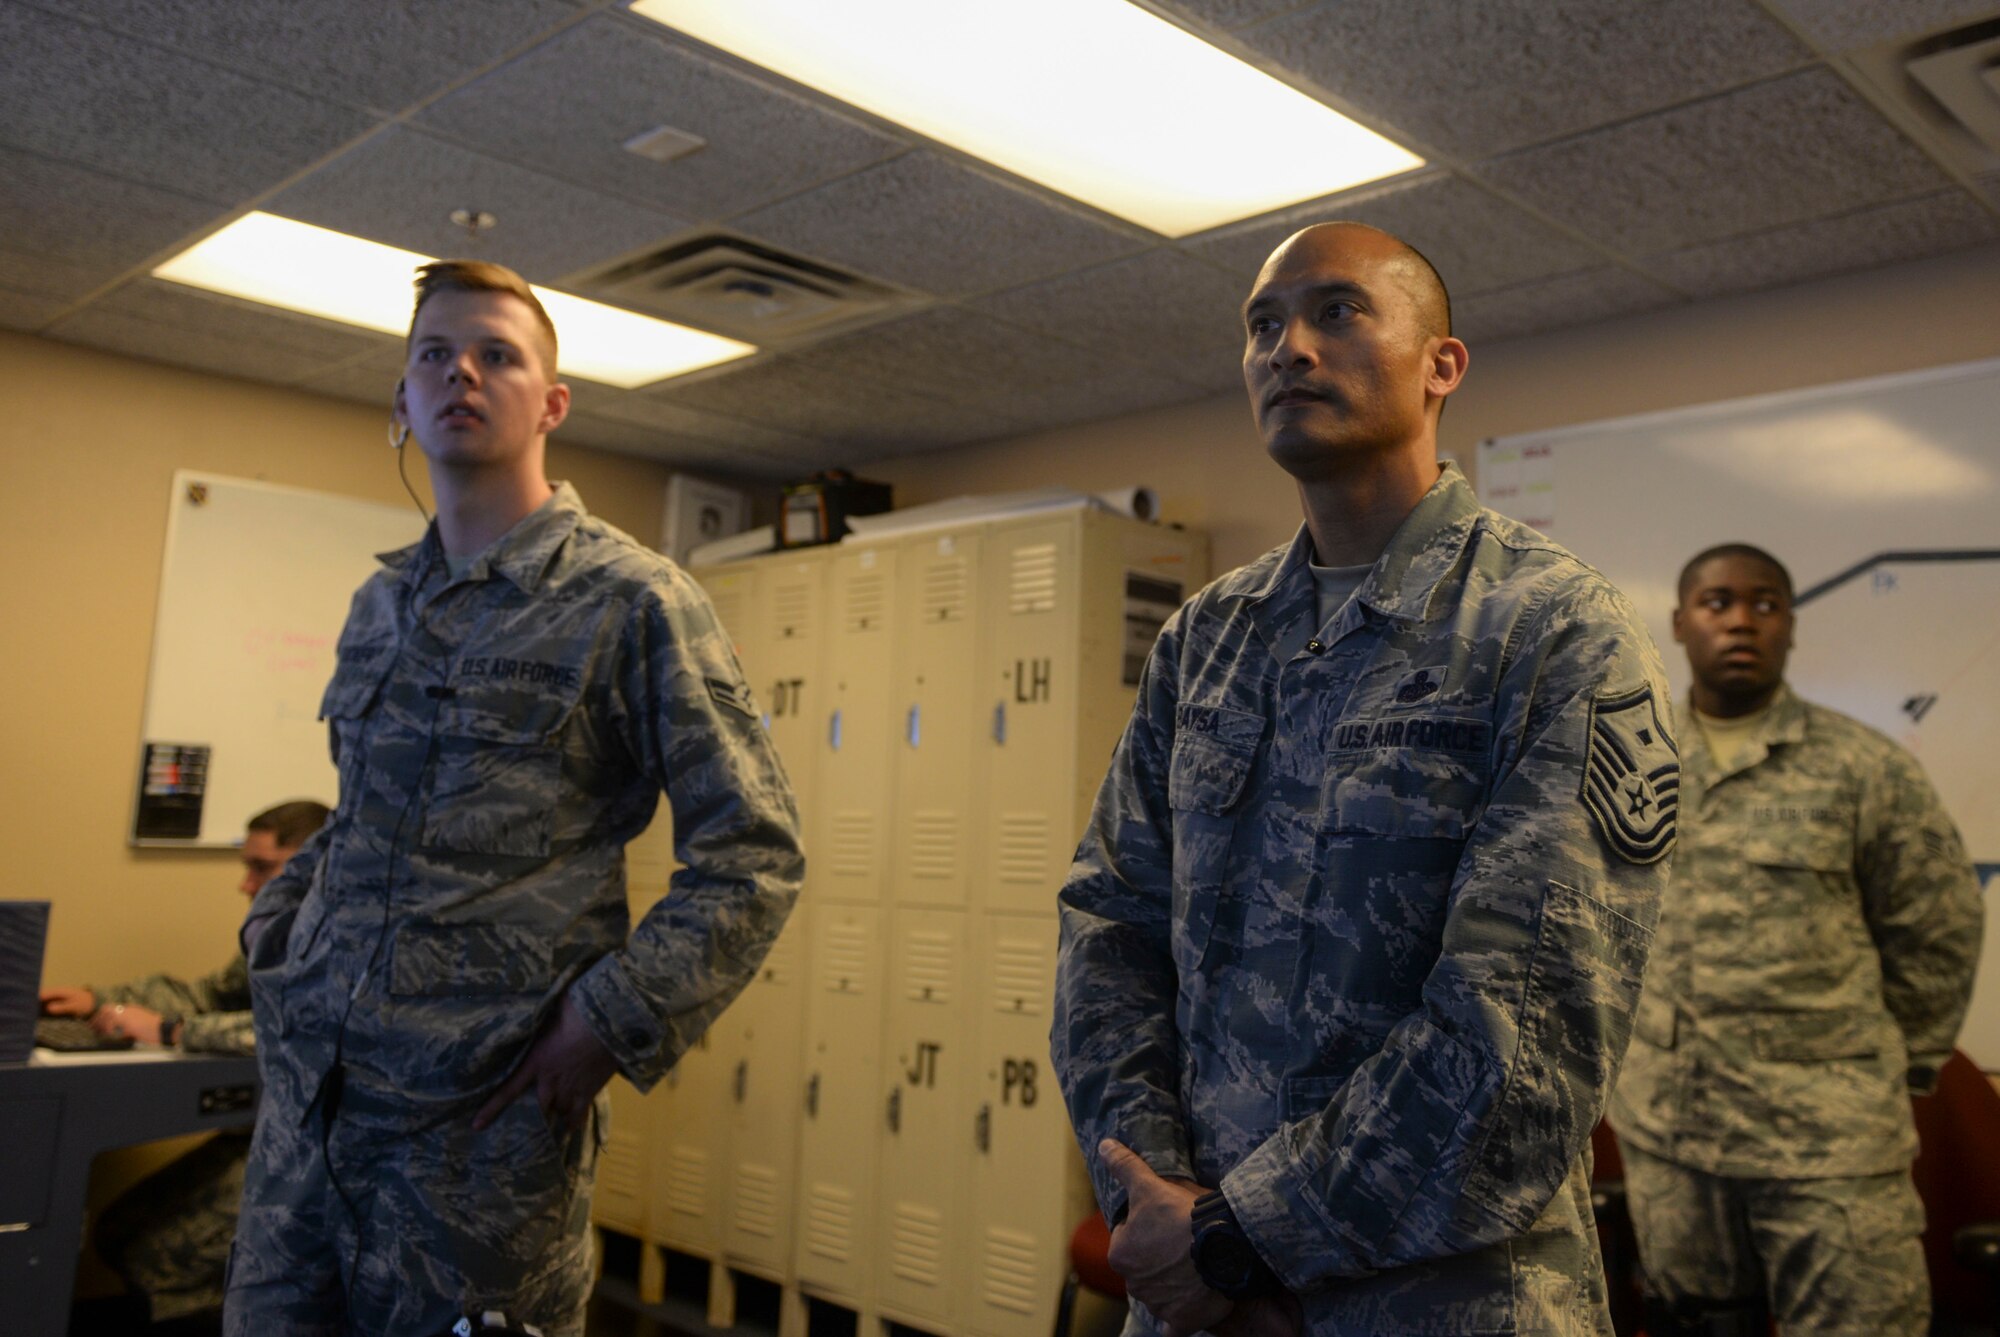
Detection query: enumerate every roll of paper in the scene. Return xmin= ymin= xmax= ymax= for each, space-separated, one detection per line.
xmin=1094 ymin=486 xmax=1158 ymax=521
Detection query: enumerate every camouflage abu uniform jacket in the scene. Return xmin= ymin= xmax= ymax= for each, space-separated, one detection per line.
xmin=1052 ymin=466 xmax=1678 ymax=1336
xmin=243 ymin=483 xmax=803 ymax=1130
xmin=99 ymin=955 xmax=254 ymax=1054
xmin=1610 ymin=686 xmax=1981 ymax=1178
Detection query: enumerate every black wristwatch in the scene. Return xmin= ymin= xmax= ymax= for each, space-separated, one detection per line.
xmin=1189 ymin=1190 xmax=1280 ymax=1301
xmin=159 ymin=1015 xmax=184 ymax=1047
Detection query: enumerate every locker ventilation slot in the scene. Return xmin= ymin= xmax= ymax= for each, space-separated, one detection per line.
xmin=845 ymin=572 xmax=888 ymax=632
xmin=599 ymin=1132 xmax=642 ymax=1214
xmin=891 ymin=1204 xmax=946 ymax=1284
xmin=903 ymin=930 xmax=955 ymax=1003
xmin=708 ymin=590 xmax=748 ymax=642
xmin=980 ymin=1227 xmax=1042 ymax=1314
xmin=997 ymin=813 xmax=1051 ymax=883
xmin=1008 ymin=544 xmax=1059 ymax=614
xmin=830 ymin=810 xmax=875 ymax=877
xmin=772 ymin=582 xmax=814 ymax=640
xmin=732 ymin=1163 xmax=780 ymax=1237
xmin=759 ymin=928 xmax=800 ymax=985
xmin=909 ymin=810 xmax=959 ymax=880
xmin=820 ymin=921 xmax=869 ymax=992
xmin=665 ymin=1147 xmax=709 ymax=1217
xmin=992 ymin=939 xmax=1049 ymax=1014
xmin=806 ymin=1184 xmax=856 ymax=1261
xmin=922 ymin=557 xmax=968 ymax=622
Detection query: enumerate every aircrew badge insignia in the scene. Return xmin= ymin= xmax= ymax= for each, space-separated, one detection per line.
xmin=1394 ymin=667 xmax=1443 ymax=703
xmin=1582 ymin=685 xmax=1678 ymax=864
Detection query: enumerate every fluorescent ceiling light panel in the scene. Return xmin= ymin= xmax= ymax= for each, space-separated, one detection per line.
xmin=152 ymin=212 xmax=754 ymax=388
xmin=630 ymin=0 xmax=1424 ymax=238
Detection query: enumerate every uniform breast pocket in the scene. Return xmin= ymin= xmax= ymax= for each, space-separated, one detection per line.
xmin=1167 ymin=704 xmax=1262 ymax=973
xmin=1326 ymin=746 xmax=1485 ymax=841
xmin=1742 ymin=820 xmax=1857 ymax=923
xmin=320 ymin=642 xmax=394 ymax=805
xmin=421 ymin=689 xmax=578 ymax=859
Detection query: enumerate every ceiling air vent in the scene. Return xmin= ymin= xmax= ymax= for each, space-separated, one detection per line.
xmin=576 ymin=234 xmax=912 ymax=344
xmin=1847 ymin=17 xmax=2000 ymax=177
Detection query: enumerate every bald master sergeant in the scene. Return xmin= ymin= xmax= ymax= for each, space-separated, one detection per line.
xmin=1610 ymin=543 xmax=1982 ymax=1336
xmin=226 ymin=261 xmax=803 ymax=1337
xmin=1052 ymin=222 xmax=1678 ymax=1337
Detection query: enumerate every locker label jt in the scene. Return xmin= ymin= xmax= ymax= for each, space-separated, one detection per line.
xmin=905 ymin=1041 xmax=943 ymax=1088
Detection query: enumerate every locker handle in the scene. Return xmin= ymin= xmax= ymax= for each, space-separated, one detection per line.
xmin=992 ymin=702 xmax=1007 ymax=745
xmin=733 ymin=1059 xmax=748 ymax=1104
xmin=829 ymin=708 xmax=843 ymax=751
xmin=906 ymin=703 xmax=921 ymax=748
xmin=887 ymin=1086 xmax=902 ymax=1134
xmin=975 ymin=1102 xmax=992 ymax=1154
xmin=806 ymin=1072 xmax=820 ymax=1119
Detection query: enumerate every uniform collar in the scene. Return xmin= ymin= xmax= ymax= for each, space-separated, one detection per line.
xmin=1231 ymin=462 xmax=1482 ymax=654
xmin=1674 ymin=681 xmax=1807 ymax=783
xmin=375 ymin=481 xmax=586 ymax=595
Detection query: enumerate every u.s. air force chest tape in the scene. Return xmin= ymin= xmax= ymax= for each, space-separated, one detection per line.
xmin=1583 ymin=685 xmax=1678 ymax=864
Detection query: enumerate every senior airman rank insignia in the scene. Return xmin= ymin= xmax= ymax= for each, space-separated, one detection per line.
xmin=1582 ymin=685 xmax=1678 ymax=864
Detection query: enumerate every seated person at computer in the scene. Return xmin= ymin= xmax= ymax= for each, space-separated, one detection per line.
xmin=39 ymin=799 xmax=328 ymax=1326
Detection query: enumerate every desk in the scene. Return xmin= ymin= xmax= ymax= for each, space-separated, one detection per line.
xmin=0 ymin=1048 xmax=259 ymax=1337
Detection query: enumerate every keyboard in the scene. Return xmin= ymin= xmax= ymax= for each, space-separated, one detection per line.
xmin=35 ymin=1016 xmax=136 ymax=1052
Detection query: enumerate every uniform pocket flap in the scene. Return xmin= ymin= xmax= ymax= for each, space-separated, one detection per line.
xmin=1741 ymin=826 xmax=1851 ymax=872
xmin=1751 ymin=1011 xmax=1882 ymax=1062
xmin=319 ymin=642 xmax=393 ymax=720
xmin=390 ymin=921 xmax=554 ymax=997
xmin=1168 ymin=705 xmax=1262 ymax=815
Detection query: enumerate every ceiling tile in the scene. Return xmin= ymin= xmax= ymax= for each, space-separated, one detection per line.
xmin=1642 ymin=190 xmax=2000 ymax=295
xmin=0 ymin=146 xmax=218 ymax=301
xmin=999 ymin=369 xmax=1222 ymax=436
xmin=1237 ymin=0 xmax=1808 ymax=160
xmin=0 ymin=284 xmax=71 ymax=332
xmin=969 ymin=248 xmax=1249 ymax=390
xmin=1477 ymin=69 xmax=1954 ymax=255
xmin=294 ymin=348 xmax=410 ymax=408
xmin=265 ymin=128 xmax=689 ymax=282
xmin=1758 ymin=0 xmax=1997 ymax=50
xmin=569 ymin=379 xmax=829 ymax=457
xmin=1185 ymin=172 xmax=1602 ymax=297
xmin=1451 ymin=267 xmax=1681 ymax=345
xmin=0 ymin=6 xmax=378 ymax=203
xmin=39 ymin=0 xmax=581 ymax=110
xmin=44 ymin=306 xmax=355 ymax=386
xmin=1147 ymin=0 xmax=1319 ymax=31
xmin=90 ymin=279 xmax=399 ymax=364
xmin=730 ymin=153 xmax=1147 ymax=297
xmin=417 ymin=16 xmax=907 ymax=220
xmin=657 ymin=354 xmax=1033 ymax=453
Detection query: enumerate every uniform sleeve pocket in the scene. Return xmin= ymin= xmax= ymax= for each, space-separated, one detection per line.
xmin=1751 ymin=1011 xmax=1883 ymax=1061
xmin=390 ymin=921 xmax=554 ymax=997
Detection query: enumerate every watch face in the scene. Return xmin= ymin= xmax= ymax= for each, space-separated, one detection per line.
xmin=1196 ymin=1228 xmax=1258 ymax=1293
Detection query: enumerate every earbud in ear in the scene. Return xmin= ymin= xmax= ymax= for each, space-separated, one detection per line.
xmin=387 ymin=421 xmax=410 ymax=451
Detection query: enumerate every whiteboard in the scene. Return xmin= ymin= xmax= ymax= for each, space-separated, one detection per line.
xmin=136 ymin=471 xmax=427 ymax=846
xmin=1477 ymin=357 xmax=2000 ymax=1066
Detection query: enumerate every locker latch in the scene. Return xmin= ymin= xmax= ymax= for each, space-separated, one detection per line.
xmin=991 ymin=702 xmax=1007 ymax=745
xmin=887 ymin=1086 xmax=902 ymax=1133
xmin=975 ymin=1102 xmax=991 ymax=1153
xmin=906 ymin=703 xmax=921 ymax=748
xmin=806 ymin=1072 xmax=820 ymax=1118
xmin=829 ymin=707 xmax=843 ymax=751
xmin=733 ymin=1059 xmax=748 ymax=1104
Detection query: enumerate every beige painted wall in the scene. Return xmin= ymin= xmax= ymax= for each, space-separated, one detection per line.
xmin=0 ymin=331 xmax=675 ymax=991
xmin=863 ymin=241 xmax=2000 ymax=576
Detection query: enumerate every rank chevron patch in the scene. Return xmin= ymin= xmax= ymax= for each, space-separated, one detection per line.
xmin=1582 ymin=685 xmax=1679 ymax=864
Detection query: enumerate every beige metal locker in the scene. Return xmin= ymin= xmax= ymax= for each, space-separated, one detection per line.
xmin=647 ymin=1025 xmax=732 ymax=1256
xmin=978 ymin=518 xmax=1084 ymax=918
xmin=891 ymin=531 xmax=986 ymax=912
xmin=794 ymin=903 xmax=888 ymax=1306
xmin=965 ymin=915 xmax=1094 ymax=1337
xmin=813 ymin=546 xmax=903 ymax=906
xmin=593 ymin=815 xmax=674 ymax=1237
xmin=875 ymin=908 xmax=972 ymax=1331
xmin=722 ymin=906 xmax=810 ymax=1277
